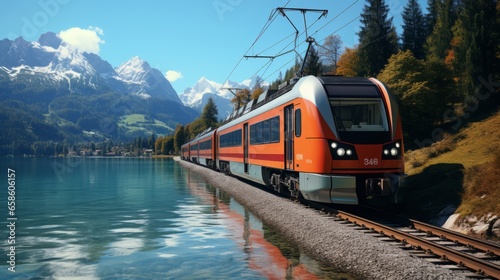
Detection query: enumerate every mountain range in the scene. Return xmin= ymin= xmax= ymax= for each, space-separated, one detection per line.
xmin=0 ymin=31 xmax=267 ymax=155
xmin=0 ymin=32 xmax=180 ymax=102
xmin=0 ymin=32 xmax=198 ymax=155
xmin=180 ymin=75 xmax=269 ymax=119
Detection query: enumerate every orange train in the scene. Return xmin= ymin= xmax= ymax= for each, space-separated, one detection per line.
xmin=182 ymin=75 xmax=406 ymax=205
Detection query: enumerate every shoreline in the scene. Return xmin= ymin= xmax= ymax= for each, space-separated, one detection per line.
xmin=176 ymin=157 xmax=466 ymax=280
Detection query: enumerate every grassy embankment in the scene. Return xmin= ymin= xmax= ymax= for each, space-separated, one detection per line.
xmin=401 ymin=110 xmax=500 ymax=232
xmin=118 ymin=114 xmax=173 ymax=136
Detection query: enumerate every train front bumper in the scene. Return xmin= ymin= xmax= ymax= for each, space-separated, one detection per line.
xmin=299 ymin=173 xmax=358 ymax=205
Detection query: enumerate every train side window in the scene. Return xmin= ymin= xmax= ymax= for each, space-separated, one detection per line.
xmin=262 ymin=120 xmax=270 ymax=143
xmin=271 ymin=116 xmax=280 ymax=142
xmin=255 ymin=122 xmax=263 ymax=143
xmin=220 ymin=129 xmax=242 ymax=147
xmin=250 ymin=125 xmax=256 ymax=144
xmin=236 ymin=130 xmax=242 ymax=145
xmin=250 ymin=116 xmax=280 ymax=145
xmin=295 ymin=109 xmax=301 ymax=137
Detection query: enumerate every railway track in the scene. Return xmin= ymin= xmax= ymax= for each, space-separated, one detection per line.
xmin=181 ymin=161 xmax=499 ymax=278
xmin=306 ymin=202 xmax=500 ymax=279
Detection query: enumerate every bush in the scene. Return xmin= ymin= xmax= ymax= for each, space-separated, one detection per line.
xmin=378 ymin=50 xmax=456 ymax=142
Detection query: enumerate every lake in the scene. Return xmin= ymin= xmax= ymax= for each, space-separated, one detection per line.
xmin=0 ymin=157 xmax=353 ymax=279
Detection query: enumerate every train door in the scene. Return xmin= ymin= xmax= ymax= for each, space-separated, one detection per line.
xmin=284 ymin=105 xmax=294 ymax=170
xmin=244 ymin=123 xmax=249 ymax=173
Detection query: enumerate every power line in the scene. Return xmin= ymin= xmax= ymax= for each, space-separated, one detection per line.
xmin=220 ymin=7 xmax=281 ymax=89
xmin=225 ymin=0 xmax=361 ymax=88
xmin=262 ymin=13 xmax=361 ymax=82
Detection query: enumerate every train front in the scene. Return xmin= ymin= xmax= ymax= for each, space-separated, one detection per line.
xmin=297 ymin=76 xmax=406 ymax=205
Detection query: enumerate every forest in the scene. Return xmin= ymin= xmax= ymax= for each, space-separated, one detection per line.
xmin=2 ymin=0 xmax=498 ymax=157
xmin=159 ymin=0 xmax=499 ymax=156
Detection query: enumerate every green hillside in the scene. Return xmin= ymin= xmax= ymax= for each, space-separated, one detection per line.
xmin=402 ymin=110 xmax=500 ymax=238
xmin=118 ymin=114 xmax=174 ymax=138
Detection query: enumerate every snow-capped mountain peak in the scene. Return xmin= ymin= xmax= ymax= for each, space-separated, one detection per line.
xmin=114 ymin=56 xmax=180 ymax=102
xmin=115 ymin=56 xmax=150 ymax=82
xmin=0 ymin=32 xmax=181 ymax=102
xmin=179 ymin=75 xmax=268 ymax=119
xmin=191 ymin=76 xmax=220 ymax=94
xmin=49 ymin=42 xmax=97 ymax=76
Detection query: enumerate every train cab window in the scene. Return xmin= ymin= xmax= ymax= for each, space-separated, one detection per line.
xmin=331 ymin=99 xmax=388 ymax=132
xmin=295 ymin=109 xmax=301 ymax=137
xmin=327 ymin=85 xmax=390 ymax=144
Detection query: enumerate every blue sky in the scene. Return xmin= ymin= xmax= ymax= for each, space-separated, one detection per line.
xmin=1 ymin=0 xmax=427 ymax=94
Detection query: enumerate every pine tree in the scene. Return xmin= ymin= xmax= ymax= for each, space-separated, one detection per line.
xmin=284 ymin=59 xmax=300 ymax=81
xmin=450 ymin=0 xmax=498 ymax=98
xmin=425 ymin=0 xmax=457 ymax=60
xmin=201 ymin=97 xmax=218 ymax=129
xmin=357 ymin=0 xmax=399 ymax=77
xmin=148 ymin=133 xmax=156 ymax=150
xmin=402 ymin=0 xmax=427 ymax=59
xmin=424 ymin=0 xmax=440 ymax=40
xmin=303 ymin=45 xmax=324 ymax=76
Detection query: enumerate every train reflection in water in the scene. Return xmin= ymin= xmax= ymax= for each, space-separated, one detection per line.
xmin=184 ymin=169 xmax=354 ymax=279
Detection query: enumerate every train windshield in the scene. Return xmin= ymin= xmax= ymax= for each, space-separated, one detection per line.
xmin=326 ymin=85 xmax=391 ymax=144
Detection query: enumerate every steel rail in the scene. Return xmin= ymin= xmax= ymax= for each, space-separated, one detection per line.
xmin=335 ymin=211 xmax=500 ymax=279
xmin=411 ymin=219 xmax=500 ymax=257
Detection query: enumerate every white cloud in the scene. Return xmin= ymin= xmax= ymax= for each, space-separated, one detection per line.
xmin=58 ymin=26 xmax=105 ymax=54
xmin=165 ymin=70 xmax=183 ymax=82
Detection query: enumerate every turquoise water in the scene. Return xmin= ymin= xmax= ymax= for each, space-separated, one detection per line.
xmin=0 ymin=158 xmax=352 ymax=279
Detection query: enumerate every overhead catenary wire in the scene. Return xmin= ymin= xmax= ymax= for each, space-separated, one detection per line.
xmin=260 ymin=1 xmax=361 ymax=82
xmin=220 ymin=7 xmax=282 ymax=89
xmin=244 ymin=7 xmax=327 ymax=80
xmin=224 ymin=0 xmax=361 ymax=89
xmin=262 ymin=13 xmax=361 ymax=82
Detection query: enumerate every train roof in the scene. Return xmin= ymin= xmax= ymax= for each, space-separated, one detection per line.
xmin=318 ymin=76 xmax=374 ymax=85
xmin=220 ymin=76 xmax=379 ymax=126
xmin=190 ymin=127 xmax=216 ymax=143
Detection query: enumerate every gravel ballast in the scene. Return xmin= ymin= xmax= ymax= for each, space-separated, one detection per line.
xmin=176 ymin=158 xmax=466 ymax=280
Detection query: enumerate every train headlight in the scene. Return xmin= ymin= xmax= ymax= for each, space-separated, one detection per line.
xmin=329 ymin=140 xmax=357 ymax=160
xmin=382 ymin=140 xmax=403 ymax=159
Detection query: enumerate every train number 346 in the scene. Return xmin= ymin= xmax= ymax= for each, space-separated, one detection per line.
xmin=364 ymin=158 xmax=379 ymax=166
